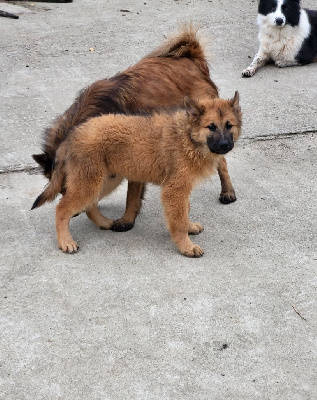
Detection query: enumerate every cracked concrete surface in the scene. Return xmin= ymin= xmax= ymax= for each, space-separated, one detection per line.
xmin=0 ymin=1 xmax=316 ymax=399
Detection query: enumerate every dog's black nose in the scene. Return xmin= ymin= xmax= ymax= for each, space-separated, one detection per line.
xmin=219 ymin=140 xmax=229 ymax=151
xmin=275 ymin=18 xmax=284 ymax=26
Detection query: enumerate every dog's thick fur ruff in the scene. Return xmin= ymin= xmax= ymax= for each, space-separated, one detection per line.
xmin=32 ymin=26 xmax=237 ymax=232
xmin=242 ymin=0 xmax=317 ymax=77
xmin=32 ymin=94 xmax=242 ymax=257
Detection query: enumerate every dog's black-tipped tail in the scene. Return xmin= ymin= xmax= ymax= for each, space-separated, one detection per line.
xmin=31 ymin=193 xmax=46 ymax=210
xmin=31 ymin=162 xmax=64 ymax=210
xmin=31 ymin=184 xmax=59 ymax=210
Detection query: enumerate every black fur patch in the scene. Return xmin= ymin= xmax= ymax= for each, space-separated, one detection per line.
xmin=111 ymin=221 xmax=134 ymax=232
xmin=259 ymin=0 xmax=278 ymax=16
xmin=296 ymin=9 xmax=317 ymax=64
xmin=31 ymin=194 xmax=43 ymax=210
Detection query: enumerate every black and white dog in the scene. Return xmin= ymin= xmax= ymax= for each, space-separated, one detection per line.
xmin=242 ymin=0 xmax=317 ymax=77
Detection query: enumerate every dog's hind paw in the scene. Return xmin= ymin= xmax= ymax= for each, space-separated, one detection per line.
xmin=99 ymin=219 xmax=114 ymax=230
xmin=188 ymin=222 xmax=204 ymax=235
xmin=275 ymin=60 xmax=288 ymax=68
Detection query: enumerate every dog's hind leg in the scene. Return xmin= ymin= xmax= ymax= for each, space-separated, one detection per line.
xmin=275 ymin=60 xmax=299 ymax=68
xmin=218 ymin=156 xmax=237 ymax=204
xmin=56 ymin=172 xmax=106 ymax=253
xmin=56 ymin=194 xmax=84 ymax=253
xmin=188 ymin=221 xmax=204 ymax=235
xmin=86 ymin=204 xmax=113 ymax=230
xmin=111 ymin=181 xmax=145 ymax=232
xmin=187 ymin=200 xmax=204 ymax=235
xmin=86 ymin=174 xmax=123 ymax=230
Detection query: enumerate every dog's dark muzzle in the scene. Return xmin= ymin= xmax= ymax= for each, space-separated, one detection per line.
xmin=207 ymin=134 xmax=234 ymax=155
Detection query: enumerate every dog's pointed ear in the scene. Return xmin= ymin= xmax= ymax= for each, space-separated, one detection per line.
xmin=230 ymin=91 xmax=240 ymax=111
xmin=184 ymin=96 xmax=205 ymax=121
xmin=230 ymin=91 xmax=242 ymax=122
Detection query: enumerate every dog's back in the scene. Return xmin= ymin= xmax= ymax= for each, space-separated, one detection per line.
xmin=33 ymin=26 xmax=218 ymax=180
xmin=299 ymin=9 xmax=317 ymax=64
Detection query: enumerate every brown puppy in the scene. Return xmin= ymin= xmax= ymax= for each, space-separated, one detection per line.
xmin=32 ymin=93 xmax=242 ymax=257
xmin=32 ymin=26 xmax=237 ymax=233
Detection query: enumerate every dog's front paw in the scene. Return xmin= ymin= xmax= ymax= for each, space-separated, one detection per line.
xmin=59 ymin=239 xmax=79 ymax=254
xmin=111 ymin=218 xmax=134 ymax=232
xmin=182 ymin=244 xmax=204 ymax=258
xmin=220 ymin=190 xmax=237 ymax=204
xmin=188 ymin=222 xmax=204 ymax=235
xmin=242 ymin=68 xmax=255 ymax=78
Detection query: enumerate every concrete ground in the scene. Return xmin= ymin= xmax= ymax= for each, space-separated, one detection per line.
xmin=0 ymin=1 xmax=316 ymax=399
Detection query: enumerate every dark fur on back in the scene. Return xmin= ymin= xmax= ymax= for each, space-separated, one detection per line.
xmin=299 ymin=9 xmax=317 ymax=64
xmin=33 ymin=26 xmax=218 ymax=179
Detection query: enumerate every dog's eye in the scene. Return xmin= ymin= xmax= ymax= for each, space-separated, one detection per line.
xmin=271 ymin=6 xmax=276 ymax=12
xmin=226 ymin=121 xmax=233 ymax=130
xmin=207 ymin=123 xmax=216 ymax=131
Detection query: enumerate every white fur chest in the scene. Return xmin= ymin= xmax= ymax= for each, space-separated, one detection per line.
xmin=257 ymin=10 xmax=311 ymax=62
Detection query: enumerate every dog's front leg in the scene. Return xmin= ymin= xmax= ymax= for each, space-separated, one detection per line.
xmin=242 ymin=51 xmax=269 ymax=77
xmin=162 ymin=184 xmax=204 ymax=257
xmin=112 ymin=181 xmax=145 ymax=232
xmin=218 ymin=156 xmax=236 ymax=204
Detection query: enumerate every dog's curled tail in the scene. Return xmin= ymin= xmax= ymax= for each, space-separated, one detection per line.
xmin=145 ymin=24 xmax=209 ymax=75
xmin=31 ymin=161 xmax=64 ymax=210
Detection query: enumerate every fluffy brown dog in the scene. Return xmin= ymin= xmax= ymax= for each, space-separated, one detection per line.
xmin=32 ymin=26 xmax=237 ymax=233
xmin=32 ymin=93 xmax=242 ymax=257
